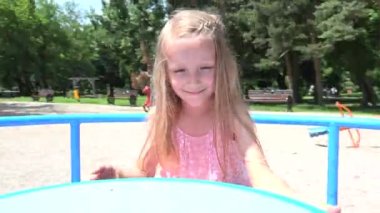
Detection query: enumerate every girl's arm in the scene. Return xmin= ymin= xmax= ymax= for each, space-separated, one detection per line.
xmin=91 ymin=165 xmax=147 ymax=180
xmin=236 ymin=122 xmax=294 ymax=196
xmin=118 ymin=166 xmax=148 ymax=178
xmin=92 ymin=109 xmax=158 ymax=180
xmin=236 ymin=122 xmax=340 ymax=213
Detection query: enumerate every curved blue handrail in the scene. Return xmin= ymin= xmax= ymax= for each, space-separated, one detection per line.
xmin=0 ymin=112 xmax=379 ymax=206
xmin=0 ymin=178 xmax=325 ymax=212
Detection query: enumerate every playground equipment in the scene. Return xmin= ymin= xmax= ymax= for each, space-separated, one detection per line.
xmin=0 ymin=113 xmax=379 ymax=212
xmin=308 ymin=101 xmax=361 ymax=147
xmin=69 ymin=77 xmax=99 ymax=98
xmin=0 ymin=178 xmax=324 ymax=213
xmin=142 ymin=85 xmax=151 ymax=112
xmin=73 ymin=87 xmax=80 ymax=101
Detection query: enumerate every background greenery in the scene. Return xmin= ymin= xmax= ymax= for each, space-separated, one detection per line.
xmin=0 ymin=0 xmax=379 ymax=109
xmin=1 ymin=95 xmax=378 ymax=116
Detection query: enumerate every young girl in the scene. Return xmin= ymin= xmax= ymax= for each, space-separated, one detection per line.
xmin=93 ymin=9 xmax=339 ymax=213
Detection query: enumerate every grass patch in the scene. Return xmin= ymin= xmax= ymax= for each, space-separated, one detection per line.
xmin=248 ymin=103 xmax=380 ymax=116
xmin=1 ymin=96 xmax=379 ymax=116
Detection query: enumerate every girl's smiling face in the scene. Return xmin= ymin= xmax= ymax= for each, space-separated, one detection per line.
xmin=165 ymin=36 xmax=216 ymax=109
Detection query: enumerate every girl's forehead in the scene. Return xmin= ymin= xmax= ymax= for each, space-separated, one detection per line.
xmin=162 ymin=35 xmax=215 ymax=57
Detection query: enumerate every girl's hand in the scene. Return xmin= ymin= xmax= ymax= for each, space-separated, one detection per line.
xmin=327 ymin=205 xmax=341 ymax=213
xmin=91 ymin=165 xmax=119 ymax=180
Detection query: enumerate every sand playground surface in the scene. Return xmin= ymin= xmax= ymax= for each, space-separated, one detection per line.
xmin=0 ymin=101 xmax=379 ymax=212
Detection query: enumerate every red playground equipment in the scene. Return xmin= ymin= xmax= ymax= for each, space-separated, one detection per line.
xmin=308 ymin=101 xmax=361 ymax=148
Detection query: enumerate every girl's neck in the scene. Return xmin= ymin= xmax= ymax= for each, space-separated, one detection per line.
xmin=181 ymin=103 xmax=213 ymax=117
xmin=177 ymin=103 xmax=214 ymax=136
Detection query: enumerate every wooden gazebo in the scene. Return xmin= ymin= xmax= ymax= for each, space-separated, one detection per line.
xmin=68 ymin=77 xmax=99 ymax=96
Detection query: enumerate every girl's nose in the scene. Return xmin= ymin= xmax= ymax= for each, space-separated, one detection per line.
xmin=189 ymin=69 xmax=201 ymax=84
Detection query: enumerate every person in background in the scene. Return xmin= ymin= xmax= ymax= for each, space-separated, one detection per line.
xmin=142 ymin=84 xmax=151 ymax=112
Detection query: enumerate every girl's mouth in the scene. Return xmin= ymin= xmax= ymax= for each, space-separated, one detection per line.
xmin=184 ymin=89 xmax=206 ymax=94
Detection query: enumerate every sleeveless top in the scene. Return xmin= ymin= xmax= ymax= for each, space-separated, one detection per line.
xmin=155 ymin=127 xmax=252 ymax=187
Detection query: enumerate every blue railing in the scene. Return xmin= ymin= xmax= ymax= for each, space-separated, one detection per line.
xmin=0 ymin=113 xmax=379 ymax=206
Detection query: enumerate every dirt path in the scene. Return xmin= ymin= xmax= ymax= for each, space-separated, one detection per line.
xmin=0 ymin=101 xmax=142 ymax=116
xmin=1 ymin=101 xmax=379 ymax=212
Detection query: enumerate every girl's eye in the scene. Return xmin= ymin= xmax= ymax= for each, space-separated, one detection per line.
xmin=173 ymin=69 xmax=185 ymax=73
xmin=200 ymin=67 xmax=214 ymax=72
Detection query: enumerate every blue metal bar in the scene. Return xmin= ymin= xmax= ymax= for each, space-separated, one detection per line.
xmin=327 ymin=124 xmax=340 ymax=206
xmin=251 ymin=113 xmax=380 ymax=130
xmin=0 ymin=113 xmax=379 ymax=129
xmin=70 ymin=121 xmax=81 ymax=182
xmin=0 ymin=113 xmax=148 ymax=127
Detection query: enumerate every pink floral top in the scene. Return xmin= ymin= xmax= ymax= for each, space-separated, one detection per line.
xmin=155 ymin=127 xmax=252 ymax=186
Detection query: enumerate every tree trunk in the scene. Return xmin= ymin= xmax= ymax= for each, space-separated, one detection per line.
xmin=39 ymin=46 xmax=49 ymax=89
xmin=109 ymin=84 xmax=114 ymax=97
xmin=313 ymin=57 xmax=324 ymax=105
xmin=190 ymin=0 xmax=198 ymax=7
xmin=16 ymin=72 xmax=33 ymax=96
xmin=284 ymin=53 xmax=293 ymax=90
xmin=357 ymin=75 xmax=377 ymax=106
xmin=284 ymin=52 xmax=302 ymax=103
xmin=140 ymin=40 xmax=152 ymax=74
xmin=311 ymin=33 xmax=324 ymax=105
xmin=217 ymin=0 xmax=226 ymax=19
xmin=291 ymin=52 xmax=302 ymax=103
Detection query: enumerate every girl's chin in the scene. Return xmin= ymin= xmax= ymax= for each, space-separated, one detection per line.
xmin=181 ymin=99 xmax=212 ymax=109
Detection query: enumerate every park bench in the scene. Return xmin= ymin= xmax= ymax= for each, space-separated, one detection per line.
xmin=108 ymin=88 xmax=138 ymax=106
xmin=0 ymin=89 xmax=20 ymax=97
xmin=32 ymin=89 xmax=54 ymax=102
xmin=245 ymin=89 xmax=293 ymax=112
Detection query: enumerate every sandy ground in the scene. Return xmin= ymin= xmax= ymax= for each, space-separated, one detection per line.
xmin=0 ymin=101 xmax=379 ymax=212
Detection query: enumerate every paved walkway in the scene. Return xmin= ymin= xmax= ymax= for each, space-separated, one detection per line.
xmin=0 ymin=101 xmax=379 ymax=212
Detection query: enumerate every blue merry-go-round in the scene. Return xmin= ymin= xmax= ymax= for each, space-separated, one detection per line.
xmin=0 ymin=112 xmax=379 ymax=213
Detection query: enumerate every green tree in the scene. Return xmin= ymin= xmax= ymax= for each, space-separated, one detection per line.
xmin=0 ymin=0 xmax=38 ymax=94
xmin=316 ymin=0 xmax=379 ymax=106
xmin=250 ymin=0 xmax=310 ymax=103
xmin=0 ymin=0 xmax=97 ymax=95
xmin=57 ymin=1 xmax=98 ymax=91
xmin=129 ymin=0 xmax=166 ymax=74
xmin=90 ymin=0 xmax=165 ymax=96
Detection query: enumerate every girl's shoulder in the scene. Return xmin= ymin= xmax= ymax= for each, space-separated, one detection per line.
xmin=233 ymin=116 xmax=255 ymax=135
xmin=233 ymin=116 xmax=259 ymax=150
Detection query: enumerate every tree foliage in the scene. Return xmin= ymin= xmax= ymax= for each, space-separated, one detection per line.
xmin=0 ymin=0 xmax=378 ymax=106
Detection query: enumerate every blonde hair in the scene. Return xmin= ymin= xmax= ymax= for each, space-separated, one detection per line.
xmin=138 ymin=9 xmax=260 ymax=177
